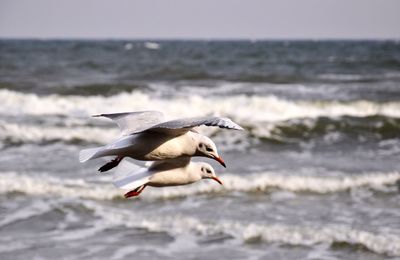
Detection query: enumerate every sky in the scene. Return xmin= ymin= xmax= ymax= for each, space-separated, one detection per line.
xmin=1 ymin=0 xmax=400 ymax=40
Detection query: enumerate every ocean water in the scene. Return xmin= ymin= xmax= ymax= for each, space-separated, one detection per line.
xmin=1 ymin=39 xmax=400 ymax=260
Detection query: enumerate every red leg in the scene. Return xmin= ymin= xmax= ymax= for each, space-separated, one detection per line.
xmin=98 ymin=156 xmax=123 ymax=172
xmin=124 ymin=185 xmax=147 ymax=198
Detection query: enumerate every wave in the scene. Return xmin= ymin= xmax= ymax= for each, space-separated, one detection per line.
xmin=2 ymin=89 xmax=400 ymax=122
xmin=0 ymin=172 xmax=121 ymax=200
xmin=2 ymin=197 xmax=399 ymax=256
xmin=0 ymin=121 xmax=251 ymax=149
xmin=51 ymin=83 xmax=148 ymax=96
xmin=317 ymin=72 xmax=400 ymax=82
xmin=127 ymin=216 xmax=400 ymax=256
xmin=55 ymin=201 xmax=400 ymax=256
xmin=3 ymin=89 xmax=400 ymax=146
xmin=250 ymin=115 xmax=400 ymax=143
xmin=2 ymin=115 xmax=400 ymax=147
xmin=0 ymin=121 xmax=119 ymax=145
xmin=1 ymin=171 xmax=398 ymax=201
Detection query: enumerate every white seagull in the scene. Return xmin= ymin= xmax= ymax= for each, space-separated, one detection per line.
xmin=113 ymin=158 xmax=222 ymax=198
xmin=79 ymin=111 xmax=243 ymax=172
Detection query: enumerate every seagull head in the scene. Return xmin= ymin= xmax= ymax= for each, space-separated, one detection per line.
xmin=196 ymin=135 xmax=226 ymax=168
xmin=199 ymin=163 xmax=223 ymax=185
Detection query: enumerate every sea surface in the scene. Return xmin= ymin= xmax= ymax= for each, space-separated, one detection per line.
xmin=1 ymin=39 xmax=400 ymax=260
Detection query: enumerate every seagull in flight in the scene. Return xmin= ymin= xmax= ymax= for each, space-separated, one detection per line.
xmin=113 ymin=157 xmax=223 ymax=198
xmin=79 ymin=111 xmax=243 ymax=172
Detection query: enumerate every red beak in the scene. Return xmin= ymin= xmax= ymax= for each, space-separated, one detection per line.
xmin=211 ymin=176 xmax=223 ymax=185
xmin=213 ymin=156 xmax=226 ymax=168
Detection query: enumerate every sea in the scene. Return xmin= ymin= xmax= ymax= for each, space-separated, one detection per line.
xmin=1 ymin=39 xmax=400 ymax=260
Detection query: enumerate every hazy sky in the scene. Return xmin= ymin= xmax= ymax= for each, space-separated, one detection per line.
xmin=1 ymin=0 xmax=400 ymax=39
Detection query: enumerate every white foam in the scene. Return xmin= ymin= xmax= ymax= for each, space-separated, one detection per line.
xmin=0 ymin=121 xmax=118 ymax=144
xmin=144 ymin=42 xmax=160 ymax=50
xmin=142 ymin=171 xmax=400 ymax=199
xmin=124 ymin=43 xmax=133 ymax=50
xmin=0 ymin=120 xmax=250 ymax=150
xmin=240 ymin=222 xmax=400 ymax=256
xmin=2 ymin=171 xmax=397 ymax=256
xmin=2 ymin=89 xmax=400 ymax=122
xmin=0 ymin=171 xmax=398 ymax=201
xmin=82 ymin=203 xmax=400 ymax=256
xmin=0 ymin=172 xmax=121 ymax=200
xmin=318 ymin=73 xmax=365 ymax=81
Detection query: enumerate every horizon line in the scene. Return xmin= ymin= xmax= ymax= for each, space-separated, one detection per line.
xmin=1 ymin=36 xmax=400 ymax=42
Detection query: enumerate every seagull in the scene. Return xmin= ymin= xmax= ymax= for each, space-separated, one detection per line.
xmin=79 ymin=111 xmax=243 ymax=172
xmin=113 ymin=157 xmax=223 ymax=198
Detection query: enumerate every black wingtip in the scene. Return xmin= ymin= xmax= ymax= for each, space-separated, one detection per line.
xmin=98 ymin=157 xmax=123 ymax=172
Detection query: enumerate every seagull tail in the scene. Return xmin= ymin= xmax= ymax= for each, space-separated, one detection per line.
xmin=113 ymin=160 xmax=150 ymax=190
xmin=79 ymin=147 xmax=104 ymax=162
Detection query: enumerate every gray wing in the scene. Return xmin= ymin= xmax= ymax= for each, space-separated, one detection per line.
xmin=144 ymin=116 xmax=244 ymax=136
xmin=93 ymin=111 xmax=165 ymax=135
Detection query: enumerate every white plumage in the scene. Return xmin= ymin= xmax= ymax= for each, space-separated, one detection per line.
xmin=79 ymin=111 xmax=243 ymax=171
xmin=113 ymin=158 xmax=222 ymax=198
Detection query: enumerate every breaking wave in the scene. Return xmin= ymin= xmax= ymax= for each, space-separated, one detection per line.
xmin=2 ymin=89 xmax=400 ymax=121
xmin=2 ymin=90 xmax=400 ymax=146
xmin=57 ymin=202 xmax=400 ymax=257
xmin=1 ymin=170 xmax=400 ymax=256
xmin=119 ymin=215 xmax=400 ymax=256
xmin=250 ymin=115 xmax=400 ymax=143
xmin=0 ymin=121 xmax=119 ymax=145
xmin=2 ymin=117 xmax=400 ymax=148
xmin=0 ymin=172 xmax=121 ymax=200
xmin=2 ymin=197 xmax=400 ymax=256
xmin=1 ymin=171 xmax=398 ymax=200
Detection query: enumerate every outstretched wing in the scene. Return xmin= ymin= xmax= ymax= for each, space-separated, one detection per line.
xmin=144 ymin=116 xmax=244 ymax=136
xmin=113 ymin=160 xmax=153 ymax=190
xmin=93 ymin=111 xmax=165 ymax=135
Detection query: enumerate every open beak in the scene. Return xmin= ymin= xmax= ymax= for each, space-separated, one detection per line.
xmin=213 ymin=156 xmax=226 ymax=168
xmin=211 ymin=176 xmax=223 ymax=185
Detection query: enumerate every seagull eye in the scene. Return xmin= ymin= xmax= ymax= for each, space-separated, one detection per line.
xmin=206 ymin=147 xmax=213 ymax=152
xmin=206 ymin=169 xmax=212 ymax=174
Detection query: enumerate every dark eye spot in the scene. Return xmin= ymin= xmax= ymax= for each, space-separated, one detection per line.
xmin=206 ymin=147 xmax=213 ymax=152
xmin=201 ymin=167 xmax=204 ymax=171
xmin=199 ymin=143 xmax=203 ymax=148
xmin=206 ymin=169 xmax=212 ymax=173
